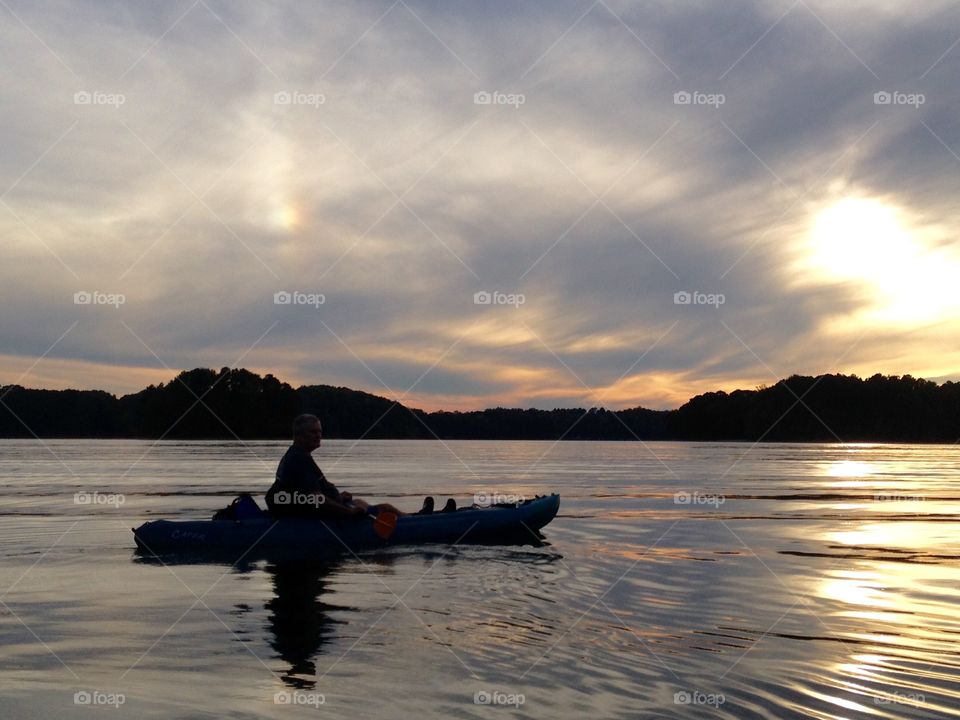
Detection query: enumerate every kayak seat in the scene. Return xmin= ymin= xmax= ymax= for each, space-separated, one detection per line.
xmin=212 ymin=493 xmax=265 ymax=521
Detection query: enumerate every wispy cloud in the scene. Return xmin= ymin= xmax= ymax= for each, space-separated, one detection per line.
xmin=3 ymin=0 xmax=960 ymax=410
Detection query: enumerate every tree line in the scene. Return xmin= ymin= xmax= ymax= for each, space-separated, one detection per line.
xmin=1 ymin=368 xmax=959 ymax=442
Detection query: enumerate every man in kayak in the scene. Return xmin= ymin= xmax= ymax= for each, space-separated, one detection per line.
xmin=266 ymin=414 xmax=405 ymax=518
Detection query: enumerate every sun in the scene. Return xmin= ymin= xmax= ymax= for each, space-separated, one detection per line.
xmin=808 ymin=197 xmax=955 ymax=323
xmin=272 ymin=202 xmax=301 ymax=231
xmin=811 ymin=198 xmax=908 ymax=279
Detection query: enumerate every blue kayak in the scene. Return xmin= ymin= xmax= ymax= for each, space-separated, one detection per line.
xmin=133 ymin=494 xmax=560 ymax=556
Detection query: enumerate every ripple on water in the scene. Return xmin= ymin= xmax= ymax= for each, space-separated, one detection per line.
xmin=1 ymin=440 xmax=960 ymax=719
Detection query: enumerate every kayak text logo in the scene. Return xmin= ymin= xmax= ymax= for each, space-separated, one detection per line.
xmin=274 ymin=491 xmax=325 ymax=508
xmin=474 ymin=491 xmax=525 ymax=507
xmin=673 ymin=491 xmax=724 ymax=507
xmin=274 ymin=290 xmax=325 ymax=308
xmin=171 ymin=529 xmax=206 ymax=542
xmin=674 ymin=690 xmax=725 ymax=707
xmin=673 ymin=290 xmax=724 ymax=307
xmin=273 ymin=691 xmax=325 ymax=707
xmin=474 ymin=291 xmax=525 ymax=308
xmin=474 ymin=690 xmax=525 ymax=708
xmin=74 ymin=690 xmax=125 ymax=707
xmin=74 ymin=491 xmax=125 ymax=508
xmin=74 ymin=290 xmax=125 ymax=308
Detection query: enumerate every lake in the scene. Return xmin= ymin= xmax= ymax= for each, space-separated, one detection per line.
xmin=1 ymin=439 xmax=958 ymax=718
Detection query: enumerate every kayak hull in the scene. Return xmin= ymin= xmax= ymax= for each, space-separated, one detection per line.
xmin=133 ymin=494 xmax=560 ymax=556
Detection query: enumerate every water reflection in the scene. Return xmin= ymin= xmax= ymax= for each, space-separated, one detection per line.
xmin=805 ymin=515 xmax=960 ymax=716
xmin=265 ymin=560 xmax=346 ymax=689
xmin=132 ymin=552 xmax=381 ymax=690
xmin=825 ymin=459 xmax=873 ymax=478
xmin=84 ymin=441 xmax=960 ymax=717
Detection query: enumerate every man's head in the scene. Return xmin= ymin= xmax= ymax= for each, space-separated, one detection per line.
xmin=292 ymin=413 xmax=322 ymax=450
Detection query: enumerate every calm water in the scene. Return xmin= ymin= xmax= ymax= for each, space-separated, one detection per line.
xmin=1 ymin=440 xmax=958 ymax=718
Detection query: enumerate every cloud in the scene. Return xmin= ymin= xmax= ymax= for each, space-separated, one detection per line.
xmin=3 ymin=0 xmax=960 ymax=411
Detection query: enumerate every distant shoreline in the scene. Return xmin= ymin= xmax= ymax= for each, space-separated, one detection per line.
xmin=3 ymin=368 xmax=958 ymax=443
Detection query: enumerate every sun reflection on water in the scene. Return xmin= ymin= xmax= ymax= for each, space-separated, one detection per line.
xmin=825 ymin=459 xmax=873 ymax=478
xmin=806 ymin=509 xmax=960 ymax=716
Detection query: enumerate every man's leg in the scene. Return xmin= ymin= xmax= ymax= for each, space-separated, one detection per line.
xmin=349 ymin=497 xmax=407 ymax=516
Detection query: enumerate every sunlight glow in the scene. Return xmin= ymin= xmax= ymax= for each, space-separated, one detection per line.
xmin=272 ymin=203 xmax=301 ymax=231
xmin=825 ymin=460 xmax=873 ymax=478
xmin=830 ymin=522 xmax=943 ymax=550
xmin=820 ymin=571 xmax=890 ymax=609
xmin=809 ymin=197 xmax=958 ymax=324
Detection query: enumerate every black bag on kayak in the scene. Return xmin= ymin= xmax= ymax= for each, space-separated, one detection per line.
xmin=212 ymin=493 xmax=264 ymax=521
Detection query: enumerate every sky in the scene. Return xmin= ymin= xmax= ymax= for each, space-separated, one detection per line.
xmin=3 ymin=0 xmax=960 ymax=411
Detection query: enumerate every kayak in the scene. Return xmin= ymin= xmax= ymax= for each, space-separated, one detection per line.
xmin=132 ymin=494 xmax=560 ymax=556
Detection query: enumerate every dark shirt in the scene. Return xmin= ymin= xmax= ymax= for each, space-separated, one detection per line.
xmin=266 ymin=445 xmax=342 ymax=517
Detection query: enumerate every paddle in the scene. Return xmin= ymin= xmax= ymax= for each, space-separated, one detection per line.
xmin=371 ymin=510 xmax=398 ymax=540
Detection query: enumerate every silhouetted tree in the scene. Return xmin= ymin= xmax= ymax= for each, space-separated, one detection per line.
xmin=3 ymin=370 xmax=960 ymax=442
